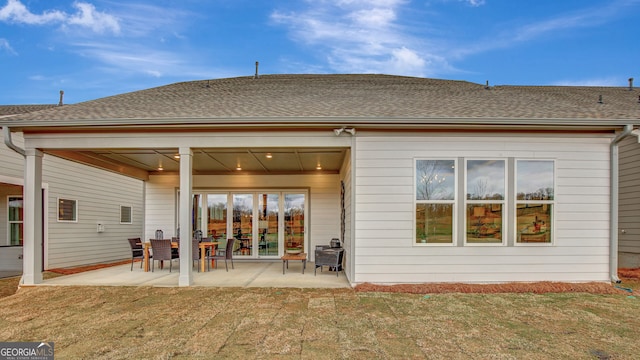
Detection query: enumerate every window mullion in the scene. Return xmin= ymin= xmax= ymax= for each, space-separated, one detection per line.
xmin=456 ymin=157 xmax=464 ymax=247
xmin=507 ymin=157 xmax=515 ymax=246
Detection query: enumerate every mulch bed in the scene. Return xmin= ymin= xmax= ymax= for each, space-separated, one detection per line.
xmin=47 ymin=260 xmax=134 ymax=275
xmin=353 ymin=281 xmax=631 ymax=295
xmin=618 ymin=267 xmax=640 ymax=279
xmin=355 ymin=268 xmax=640 ymax=295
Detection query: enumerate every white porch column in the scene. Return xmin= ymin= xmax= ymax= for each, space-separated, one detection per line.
xmin=178 ymin=147 xmax=193 ymax=286
xmin=23 ymin=149 xmax=43 ymax=285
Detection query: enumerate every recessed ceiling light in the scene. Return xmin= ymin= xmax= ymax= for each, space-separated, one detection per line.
xmin=174 ymin=154 xmax=180 ymax=159
xmin=316 ymin=164 xmax=322 ymax=170
xmin=158 ymin=166 xmax=164 ymax=171
xmin=265 ymin=153 xmax=273 ymax=159
xmin=236 ymin=166 xmax=242 ymax=171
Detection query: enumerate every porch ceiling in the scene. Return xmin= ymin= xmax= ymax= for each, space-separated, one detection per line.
xmin=49 ymin=147 xmax=347 ymax=178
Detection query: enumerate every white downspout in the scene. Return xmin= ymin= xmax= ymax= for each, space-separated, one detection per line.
xmin=610 ymin=124 xmax=636 ymax=283
xmin=3 ymin=126 xmax=26 ymax=157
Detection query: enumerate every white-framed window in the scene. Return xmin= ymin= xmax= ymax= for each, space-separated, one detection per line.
xmin=515 ymin=160 xmax=554 ymax=244
xmin=465 ymin=159 xmax=506 ymax=245
xmin=414 ymin=159 xmax=456 ymax=245
xmin=57 ymin=198 xmax=78 ymax=222
xmin=120 ymin=205 xmax=132 ymax=224
xmin=7 ymin=196 xmax=23 ymax=246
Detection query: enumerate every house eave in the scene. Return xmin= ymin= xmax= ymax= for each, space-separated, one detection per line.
xmin=4 ymin=116 xmax=639 ymax=133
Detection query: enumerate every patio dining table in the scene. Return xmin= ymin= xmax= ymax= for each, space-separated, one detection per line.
xmin=142 ymin=241 xmax=219 ymax=272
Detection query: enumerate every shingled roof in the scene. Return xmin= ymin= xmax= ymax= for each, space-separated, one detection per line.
xmin=0 ymin=104 xmax=58 ymax=118
xmin=2 ymin=74 xmax=639 ymax=128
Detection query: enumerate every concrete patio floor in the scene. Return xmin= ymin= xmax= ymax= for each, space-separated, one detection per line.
xmin=42 ymin=260 xmax=351 ymax=288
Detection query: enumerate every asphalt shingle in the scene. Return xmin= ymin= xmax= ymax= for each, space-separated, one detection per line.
xmin=2 ymin=74 xmax=639 ymax=125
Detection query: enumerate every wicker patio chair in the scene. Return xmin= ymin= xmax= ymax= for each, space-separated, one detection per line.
xmin=192 ymin=238 xmax=201 ymax=271
xmin=127 ymin=237 xmax=144 ymax=271
xmin=208 ymin=238 xmax=235 ymax=271
xmin=150 ymin=239 xmax=179 ymax=272
xmin=314 ymin=247 xmax=344 ymax=277
xmin=171 ymin=237 xmax=180 ymax=257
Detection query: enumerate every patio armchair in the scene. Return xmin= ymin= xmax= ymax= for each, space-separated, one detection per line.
xmin=314 ymin=247 xmax=344 ymax=277
xmin=192 ymin=238 xmax=201 ymax=271
xmin=208 ymin=238 xmax=235 ymax=271
xmin=171 ymin=236 xmax=180 ymax=257
xmin=127 ymin=237 xmax=145 ymax=271
xmin=150 ymin=239 xmax=179 ymax=272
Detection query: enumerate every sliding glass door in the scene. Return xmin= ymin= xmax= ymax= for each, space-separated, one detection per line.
xmin=232 ymin=194 xmax=253 ymax=256
xmin=188 ymin=190 xmax=307 ymax=259
xmin=284 ymin=193 xmax=305 ymax=253
xmin=258 ymin=193 xmax=279 ymax=256
xmin=206 ymin=194 xmax=227 ymax=240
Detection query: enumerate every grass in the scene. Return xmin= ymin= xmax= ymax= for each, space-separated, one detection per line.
xmin=0 ymin=274 xmax=639 ymax=359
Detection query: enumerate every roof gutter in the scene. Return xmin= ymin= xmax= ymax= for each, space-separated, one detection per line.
xmin=610 ymin=124 xmax=637 ymax=283
xmin=2 ymin=116 xmax=638 ymax=130
xmin=3 ymin=126 xmax=25 ymax=157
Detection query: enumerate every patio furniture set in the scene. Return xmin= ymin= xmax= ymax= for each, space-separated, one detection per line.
xmin=128 ymin=235 xmax=344 ymax=276
xmin=127 ymin=235 xmax=235 ymax=273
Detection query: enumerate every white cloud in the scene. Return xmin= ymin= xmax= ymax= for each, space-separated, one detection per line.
xmin=71 ymin=41 xmax=217 ymax=80
xmin=390 ymin=47 xmax=426 ymax=71
xmin=0 ymin=0 xmax=65 ymax=24
xmin=66 ymin=2 xmax=120 ymax=34
xmin=552 ymin=77 xmax=626 ymax=87
xmin=0 ymin=0 xmax=119 ymax=34
xmin=74 ymin=42 xmax=179 ymax=77
xmin=348 ymin=7 xmax=396 ymax=28
xmin=0 ymin=38 xmax=16 ymax=55
xmin=271 ymin=0 xmax=449 ymax=77
xmin=465 ymin=0 xmax=485 ymax=6
xmin=106 ymin=3 xmax=190 ymax=38
xmin=453 ymin=0 xmax=638 ymax=58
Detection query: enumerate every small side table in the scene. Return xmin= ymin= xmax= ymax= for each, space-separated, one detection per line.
xmin=281 ymin=253 xmax=307 ymax=274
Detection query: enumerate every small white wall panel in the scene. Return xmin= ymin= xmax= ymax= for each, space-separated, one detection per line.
xmin=0 ymin=247 xmax=22 ymax=270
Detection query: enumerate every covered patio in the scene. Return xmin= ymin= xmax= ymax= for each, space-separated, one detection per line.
xmin=41 ymin=260 xmax=351 ymax=288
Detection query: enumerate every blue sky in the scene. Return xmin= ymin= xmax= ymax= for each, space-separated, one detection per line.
xmin=1 ymin=0 xmax=639 ymax=104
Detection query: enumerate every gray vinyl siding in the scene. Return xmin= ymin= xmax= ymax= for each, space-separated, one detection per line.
xmin=145 ymin=174 xmax=342 ymax=252
xmin=353 ymin=134 xmax=611 ymax=284
xmin=0 ymin=131 xmax=25 ymax=179
xmin=1 ymin=135 xmax=26 ymax=270
xmin=618 ymin=136 xmax=640 ymax=267
xmin=44 ymin=155 xmax=144 ymax=269
xmin=1 ymin=132 xmax=145 ymax=269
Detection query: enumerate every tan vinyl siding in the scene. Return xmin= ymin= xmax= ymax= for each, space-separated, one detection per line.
xmin=353 ymin=134 xmax=611 ymax=284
